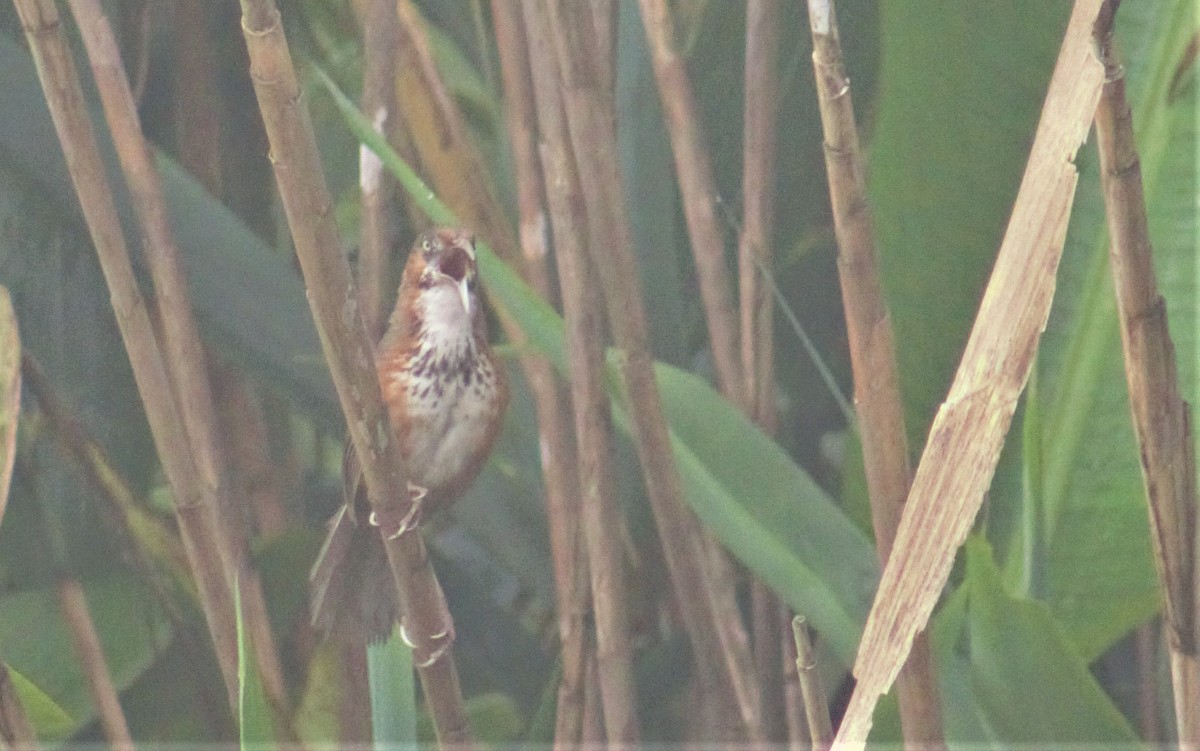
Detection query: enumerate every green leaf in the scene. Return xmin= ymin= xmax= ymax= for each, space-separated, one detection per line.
xmin=367 ymin=626 xmax=416 ymax=749
xmin=870 ymin=0 xmax=1073 ymax=442
xmin=646 ymin=363 xmax=878 ymax=663
xmin=0 ymin=576 xmax=172 ymax=738
xmin=962 ymin=537 xmax=1138 ymax=745
xmin=3 ymin=664 xmax=74 ymax=740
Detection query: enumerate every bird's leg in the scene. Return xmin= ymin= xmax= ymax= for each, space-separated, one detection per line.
xmin=368 ymin=482 xmax=428 ymax=539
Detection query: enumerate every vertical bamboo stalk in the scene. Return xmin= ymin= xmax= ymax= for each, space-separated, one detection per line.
xmin=13 ymin=0 xmax=241 ymax=709
xmin=739 ymin=1 xmax=786 ymax=739
xmin=66 ymin=1 xmax=294 ymax=729
xmin=356 ymin=0 xmax=400 ymax=339
xmin=804 ymin=0 xmax=946 ymax=745
xmin=792 ymin=616 xmax=833 ymax=751
xmin=519 ymin=1 xmax=641 ymax=742
xmin=493 ymin=1 xmax=594 ymax=744
xmin=637 ymin=0 xmax=745 ymax=406
xmin=541 ymin=0 xmax=763 ymax=740
xmin=56 ymin=578 xmax=135 ymax=751
xmin=238 ymin=3 xmax=472 ymax=745
xmin=1094 ymin=3 xmax=1198 ymax=744
xmin=831 ymin=0 xmax=1106 ymax=743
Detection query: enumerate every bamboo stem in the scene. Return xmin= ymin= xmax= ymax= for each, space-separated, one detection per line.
xmin=831 ymin=0 xmax=1106 ymax=744
xmin=541 ymin=0 xmax=763 ymax=741
xmin=792 ymin=616 xmax=833 ymax=750
xmin=804 ymin=1 xmax=946 ymax=746
xmin=238 ymin=3 xmax=472 ymax=745
xmin=56 ymin=578 xmax=135 ymax=751
xmin=493 ymin=2 xmax=595 ymax=744
xmin=0 ymin=286 xmax=17 ymax=529
xmin=356 ymin=0 xmax=400 ymax=339
xmin=1094 ymin=4 xmax=1198 ymax=744
xmin=518 ymin=1 xmax=641 ymax=742
xmin=638 ymin=0 xmax=745 ymax=407
xmin=13 ymin=0 xmax=241 ymax=709
xmin=66 ymin=0 xmax=295 ymax=730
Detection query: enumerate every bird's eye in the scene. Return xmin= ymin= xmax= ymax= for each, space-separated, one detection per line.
xmin=421 ymin=237 xmax=433 ymax=255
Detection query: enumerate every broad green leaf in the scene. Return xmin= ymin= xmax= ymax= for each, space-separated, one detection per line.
xmin=962 ymin=538 xmax=1138 ymax=745
xmin=3 ymin=664 xmax=73 ymax=740
xmin=646 ymin=363 xmax=877 ymax=662
xmin=871 ymin=0 xmax=1073 ymax=442
xmin=1025 ymin=0 xmax=1195 ymax=659
xmin=0 ymin=576 xmax=172 ymax=737
xmin=367 ymin=626 xmax=416 ymax=748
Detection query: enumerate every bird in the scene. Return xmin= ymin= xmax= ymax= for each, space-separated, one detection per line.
xmin=309 ymin=227 xmax=509 ymax=640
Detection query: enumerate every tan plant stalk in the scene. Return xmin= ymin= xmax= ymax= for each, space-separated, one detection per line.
xmin=804 ymin=0 xmax=946 ymax=745
xmin=355 ymin=0 xmax=400 ymax=338
xmin=13 ymin=0 xmax=241 ymax=709
xmin=237 ymin=3 xmax=472 ymax=745
xmin=0 ymin=286 xmax=18 ymax=527
xmin=392 ymin=0 xmax=519 ymax=264
xmin=0 ymin=664 xmax=41 ymax=750
xmin=66 ymin=1 xmax=294 ymax=729
xmin=1094 ymin=3 xmax=1198 ymax=742
xmin=518 ymin=1 xmax=641 ymax=742
xmin=56 ymin=578 xmax=135 ymax=751
xmin=739 ymin=0 xmax=786 ymax=738
xmin=830 ymin=0 xmax=1107 ymax=745
xmin=541 ymin=0 xmax=763 ymax=740
xmin=638 ymin=0 xmax=745 ymax=407
xmin=792 ymin=616 xmax=833 ymax=750
xmin=493 ymin=1 xmax=594 ymax=743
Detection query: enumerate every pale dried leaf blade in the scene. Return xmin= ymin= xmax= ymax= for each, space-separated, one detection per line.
xmin=0 ymin=285 xmax=18 ymax=528
xmin=830 ymin=0 xmax=1107 ymax=747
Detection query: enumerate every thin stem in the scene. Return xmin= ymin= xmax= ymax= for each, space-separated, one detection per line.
xmin=739 ymin=0 xmax=782 ymax=432
xmin=792 ymin=616 xmax=833 ymax=750
xmin=1094 ymin=4 xmax=1198 ymax=744
xmin=56 ymin=578 xmax=135 ymax=751
xmin=355 ymin=0 xmax=400 ymax=338
xmin=238 ymin=3 xmax=473 ymax=745
xmin=0 ymin=286 xmax=17 ymax=527
xmin=804 ymin=0 xmax=946 ymax=745
xmin=637 ymin=0 xmax=745 ymax=408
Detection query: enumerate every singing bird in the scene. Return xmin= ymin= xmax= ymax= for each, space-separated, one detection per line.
xmin=310 ymin=227 xmax=509 ymax=639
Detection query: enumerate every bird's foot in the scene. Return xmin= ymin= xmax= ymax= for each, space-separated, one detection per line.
xmin=368 ymin=482 xmax=428 ymax=539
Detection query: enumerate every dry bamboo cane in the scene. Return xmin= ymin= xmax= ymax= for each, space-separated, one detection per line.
xmin=65 ymin=1 xmax=295 ymax=732
xmin=493 ymin=1 xmax=595 ymax=744
xmin=541 ymin=0 xmax=764 ymax=740
xmin=238 ymin=2 xmax=473 ymax=745
xmin=519 ymin=0 xmax=642 ymax=742
xmin=1094 ymin=3 xmax=1199 ymax=744
xmin=13 ymin=0 xmax=242 ymax=709
xmin=805 ymin=0 xmax=946 ymax=746
xmin=831 ymin=0 xmax=1106 ymax=744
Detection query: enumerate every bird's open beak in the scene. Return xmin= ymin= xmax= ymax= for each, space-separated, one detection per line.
xmin=456 ymin=276 xmax=473 ymax=318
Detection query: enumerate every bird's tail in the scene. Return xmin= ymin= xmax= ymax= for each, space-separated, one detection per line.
xmin=309 ymin=504 xmax=400 ymax=642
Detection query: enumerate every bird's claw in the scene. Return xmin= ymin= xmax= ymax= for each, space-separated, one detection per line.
xmin=368 ymin=483 xmax=429 ymax=539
